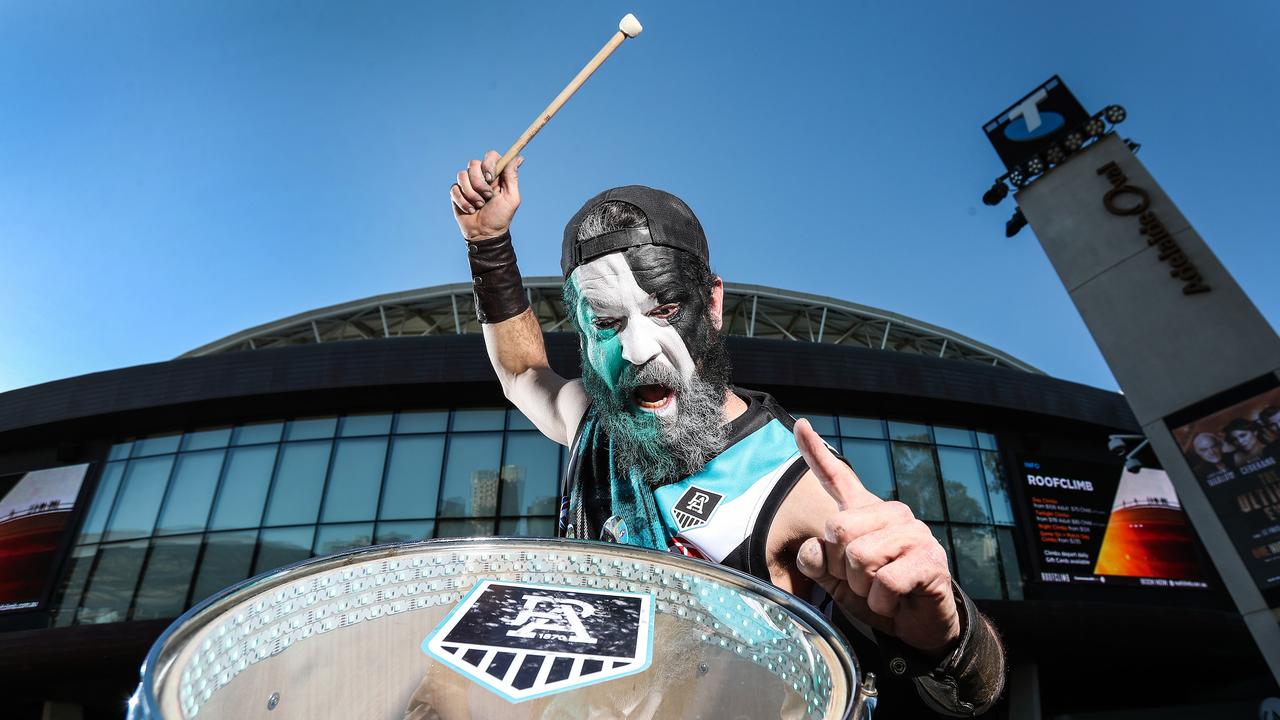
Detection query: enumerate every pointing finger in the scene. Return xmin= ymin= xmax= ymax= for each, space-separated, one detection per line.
xmin=795 ymin=418 xmax=867 ymax=511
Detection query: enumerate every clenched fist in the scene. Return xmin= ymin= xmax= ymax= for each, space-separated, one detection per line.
xmin=792 ymin=418 xmax=961 ymax=657
xmin=450 ymin=150 xmax=524 ymax=242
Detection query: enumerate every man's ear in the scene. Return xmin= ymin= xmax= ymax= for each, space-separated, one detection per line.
xmin=710 ymin=277 xmax=725 ymax=332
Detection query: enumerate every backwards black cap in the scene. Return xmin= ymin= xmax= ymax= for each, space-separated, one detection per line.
xmin=561 ymin=185 xmax=709 ymax=276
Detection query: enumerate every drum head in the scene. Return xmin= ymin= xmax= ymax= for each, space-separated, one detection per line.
xmin=132 ymin=538 xmax=858 ymax=720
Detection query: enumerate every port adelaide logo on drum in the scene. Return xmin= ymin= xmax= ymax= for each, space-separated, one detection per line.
xmin=671 ymin=485 xmax=724 ymax=531
xmin=423 ymin=580 xmax=654 ymax=702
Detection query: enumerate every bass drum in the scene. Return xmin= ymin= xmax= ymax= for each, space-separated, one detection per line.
xmin=129 ymin=538 xmax=868 ymax=719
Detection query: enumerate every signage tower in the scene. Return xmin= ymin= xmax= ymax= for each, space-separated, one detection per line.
xmin=980 ymin=76 xmax=1280 ymax=683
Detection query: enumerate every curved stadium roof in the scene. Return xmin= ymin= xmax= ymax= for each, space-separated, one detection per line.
xmin=181 ymin=278 xmax=1042 ymax=374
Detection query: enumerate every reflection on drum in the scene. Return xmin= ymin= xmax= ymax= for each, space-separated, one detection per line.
xmin=128 ymin=538 xmax=868 ymax=719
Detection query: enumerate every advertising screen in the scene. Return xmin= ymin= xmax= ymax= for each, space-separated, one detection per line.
xmin=0 ymin=463 xmax=90 ymax=612
xmin=1019 ymin=457 xmax=1208 ymax=589
xmin=1169 ymin=383 xmax=1280 ymax=591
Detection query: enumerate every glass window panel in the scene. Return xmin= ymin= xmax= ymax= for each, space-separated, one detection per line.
xmin=182 ymin=427 xmax=232 ymax=451
xmin=841 ymin=439 xmax=895 ymax=500
xmin=937 ymin=448 xmax=993 ymax=524
xmin=996 ymin=527 xmax=1024 ymax=601
xmin=981 ymin=452 xmax=1015 ymax=525
xmin=321 ymin=438 xmax=387 ymax=523
xmin=155 ymin=450 xmax=224 ymax=536
xmin=797 ymin=414 xmax=837 ymax=436
xmin=263 ymin=441 xmax=332 ymax=526
xmin=208 ymin=445 xmax=277 ymax=530
xmin=891 ymin=443 xmax=943 ymax=521
xmin=933 ymin=426 xmax=976 ymax=448
xmin=839 ymin=417 xmax=886 ymax=439
xmin=314 ymin=523 xmax=374 ymax=555
xmin=507 ymin=408 xmax=537 ymax=431
xmin=436 ymin=518 xmax=495 ymax=538
xmin=233 ymin=422 xmax=284 ymax=446
xmin=501 ymin=433 xmax=561 ymax=516
xmin=375 ymin=520 xmax=436 ymax=544
xmin=78 ymin=540 xmax=149 ymax=624
xmin=396 ymin=411 xmax=448 ymax=434
xmin=132 ymin=535 xmax=201 ymax=620
xmin=339 ymin=414 xmax=393 ymax=437
xmin=926 ymin=523 xmax=957 ymax=579
xmin=976 ymin=432 xmax=998 ymax=451
xmin=451 ymin=409 xmax=505 ymax=432
xmin=379 ymin=436 xmax=444 ymax=521
xmin=888 ymin=421 xmax=932 ymax=444
xmin=190 ymin=530 xmax=258 ymax=605
xmin=78 ymin=462 xmax=126 ymax=544
xmin=499 ymin=517 xmax=556 ymax=537
xmin=107 ymin=442 xmax=133 ymax=461
xmin=104 ymin=456 xmax=175 ymax=541
xmin=255 ymin=526 xmax=317 ymax=575
xmin=440 ymin=433 xmax=502 ymax=517
xmin=951 ymin=526 xmax=1002 ymax=600
xmin=52 ymin=545 xmax=96 ymax=627
xmin=132 ymin=433 xmax=181 ymax=457
xmin=286 ymin=417 xmax=337 ymax=441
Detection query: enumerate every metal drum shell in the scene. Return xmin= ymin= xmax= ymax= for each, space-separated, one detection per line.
xmin=129 ymin=537 xmax=859 ymax=720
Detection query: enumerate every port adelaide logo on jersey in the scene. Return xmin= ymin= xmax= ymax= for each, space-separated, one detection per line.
xmin=672 ymin=485 xmax=724 ymax=531
xmin=423 ymin=580 xmax=654 ymax=702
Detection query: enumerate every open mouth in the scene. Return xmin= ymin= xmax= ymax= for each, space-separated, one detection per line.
xmin=633 ymin=384 xmax=675 ymax=412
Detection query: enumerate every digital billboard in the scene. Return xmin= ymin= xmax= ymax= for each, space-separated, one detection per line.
xmin=0 ymin=463 xmax=90 ymax=612
xmin=1019 ymin=457 xmax=1208 ymax=589
xmin=1169 ymin=382 xmax=1280 ymax=591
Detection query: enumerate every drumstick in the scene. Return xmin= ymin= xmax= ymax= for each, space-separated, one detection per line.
xmin=492 ymin=13 xmax=643 ymax=178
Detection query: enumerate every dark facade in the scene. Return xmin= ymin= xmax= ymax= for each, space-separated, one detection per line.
xmin=0 ymin=332 xmax=1273 ymax=719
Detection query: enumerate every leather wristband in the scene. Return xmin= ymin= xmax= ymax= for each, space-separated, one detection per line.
xmin=871 ymin=583 xmax=1006 ymax=716
xmin=467 ymin=231 xmax=529 ymax=324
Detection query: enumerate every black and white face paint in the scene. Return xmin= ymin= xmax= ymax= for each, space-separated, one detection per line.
xmin=565 ymin=245 xmax=732 ymax=486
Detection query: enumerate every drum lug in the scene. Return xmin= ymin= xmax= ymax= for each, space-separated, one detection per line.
xmin=851 ymin=672 xmax=878 ymax=720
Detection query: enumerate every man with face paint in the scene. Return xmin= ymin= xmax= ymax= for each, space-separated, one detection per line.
xmin=450 ymin=151 xmax=1006 ymax=716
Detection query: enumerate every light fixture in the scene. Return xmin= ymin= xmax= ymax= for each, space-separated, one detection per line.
xmin=1008 ymin=167 xmax=1025 ymax=188
xmin=1064 ymin=131 xmax=1084 ymax=151
xmin=1005 ymin=208 xmax=1028 ymax=238
xmin=1084 ymin=117 xmax=1105 ymax=137
xmin=982 ymin=180 xmax=1009 ymax=206
xmin=1046 ymin=145 xmax=1066 ymax=164
xmin=1027 ymin=155 xmax=1045 ymax=175
xmin=1104 ymin=104 xmax=1127 ymax=124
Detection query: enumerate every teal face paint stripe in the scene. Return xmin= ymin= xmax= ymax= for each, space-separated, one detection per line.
xmin=568 ymin=274 xmax=625 ymax=392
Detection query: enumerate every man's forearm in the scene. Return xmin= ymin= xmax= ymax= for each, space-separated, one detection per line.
xmin=469 ymin=232 xmax=586 ymax=445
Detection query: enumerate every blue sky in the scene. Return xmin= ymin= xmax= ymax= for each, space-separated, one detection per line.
xmin=2 ymin=1 xmax=1277 ymax=394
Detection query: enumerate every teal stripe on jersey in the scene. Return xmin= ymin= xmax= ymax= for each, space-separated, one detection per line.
xmin=653 ymin=418 xmax=798 ymax=533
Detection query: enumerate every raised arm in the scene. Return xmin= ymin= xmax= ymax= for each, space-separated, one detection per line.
xmin=451 ymin=151 xmax=590 ymax=446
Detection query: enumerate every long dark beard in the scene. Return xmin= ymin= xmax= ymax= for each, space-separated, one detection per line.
xmin=580 ymin=330 xmax=733 ymax=488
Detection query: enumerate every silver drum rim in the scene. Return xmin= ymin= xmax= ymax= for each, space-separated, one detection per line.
xmin=130 ymin=537 xmax=858 ymax=720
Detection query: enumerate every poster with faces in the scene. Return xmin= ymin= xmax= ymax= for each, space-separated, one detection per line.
xmin=1171 ymin=384 xmax=1280 ymax=590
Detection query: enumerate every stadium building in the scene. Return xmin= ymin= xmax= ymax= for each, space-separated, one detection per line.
xmin=0 ymin=279 xmax=1272 ymax=719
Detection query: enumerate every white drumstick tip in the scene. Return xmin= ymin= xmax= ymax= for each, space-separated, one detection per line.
xmin=619 ymin=13 xmax=643 ymax=38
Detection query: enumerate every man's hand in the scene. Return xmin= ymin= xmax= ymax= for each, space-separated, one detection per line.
xmin=450 ymin=150 xmax=524 ymax=241
xmin=792 ymin=418 xmax=961 ymax=657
